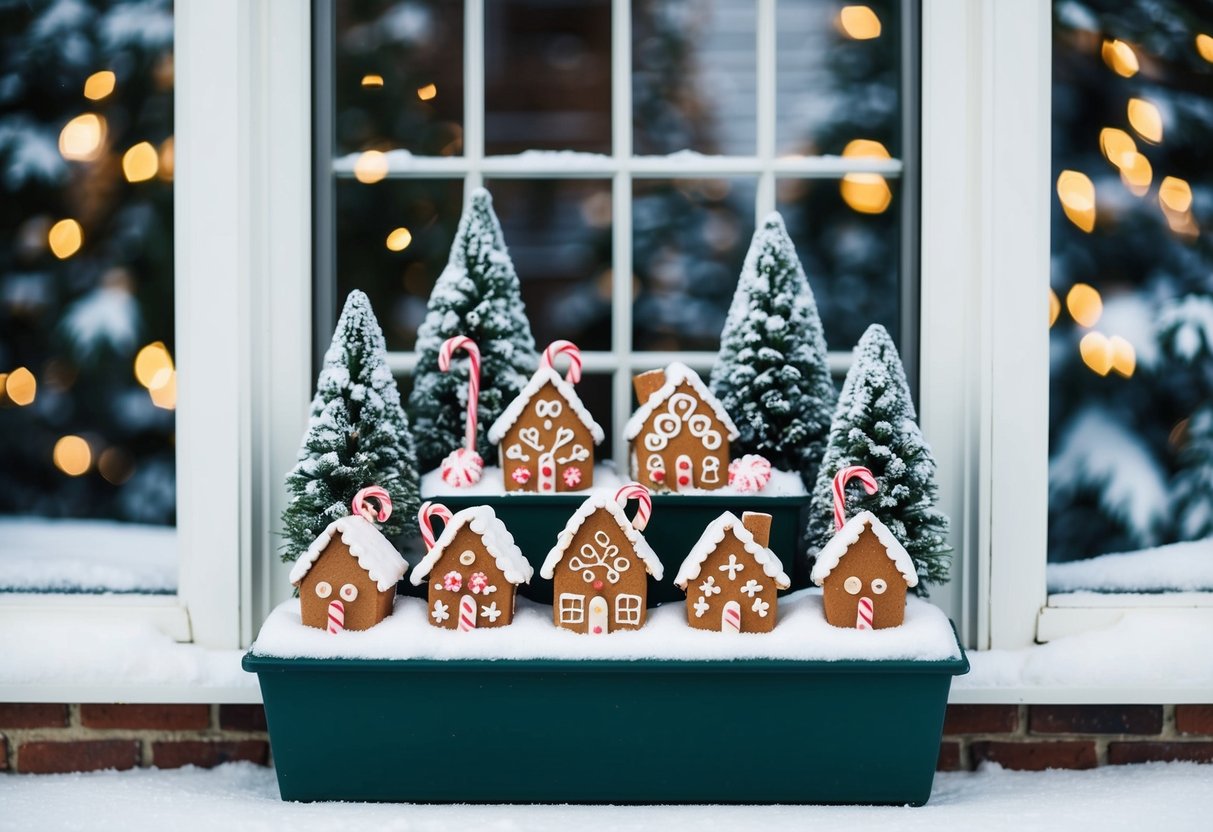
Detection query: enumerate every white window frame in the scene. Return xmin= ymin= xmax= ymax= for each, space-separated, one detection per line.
xmin=614 ymin=593 xmax=642 ymax=625
xmin=559 ymin=592 xmax=585 ymax=624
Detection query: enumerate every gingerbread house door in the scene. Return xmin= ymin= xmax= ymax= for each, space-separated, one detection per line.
xmin=721 ymin=599 xmax=741 ymax=633
xmin=588 ymin=595 xmax=609 ymax=635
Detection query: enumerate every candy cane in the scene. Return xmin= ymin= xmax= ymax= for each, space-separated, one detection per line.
xmin=438 ymin=336 xmax=481 ymax=452
xmin=458 ymin=595 xmax=477 ymax=632
xmin=614 ymin=482 xmax=652 ymax=532
xmin=856 ymin=596 xmax=874 ymax=630
xmin=327 ymin=599 xmax=345 ymax=634
xmin=722 ymin=600 xmax=742 ymax=633
xmin=833 ymin=465 xmax=879 ymax=531
xmin=351 ymin=485 xmax=392 ymax=524
xmin=540 ymin=340 xmax=582 ymax=384
xmin=418 ymin=501 xmax=453 ymax=551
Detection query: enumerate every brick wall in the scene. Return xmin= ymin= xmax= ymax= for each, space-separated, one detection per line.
xmin=3 ymin=702 xmax=1212 ymax=774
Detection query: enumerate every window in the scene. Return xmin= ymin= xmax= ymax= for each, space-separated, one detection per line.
xmin=313 ymin=0 xmax=919 ymax=471
xmin=614 ymin=592 xmax=642 ymax=624
xmin=558 ymin=592 xmax=584 ymax=624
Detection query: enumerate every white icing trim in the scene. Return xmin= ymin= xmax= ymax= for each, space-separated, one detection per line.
xmin=409 ymin=505 xmax=534 ymax=586
xmin=540 ymin=494 xmax=664 ymax=581
xmin=809 ymin=511 xmax=920 ymax=588
xmin=288 ymin=515 xmax=407 ymax=593
xmin=622 ymin=362 xmax=740 ymax=442
xmin=672 ymin=511 xmax=791 ymax=589
xmin=486 ymin=366 xmax=605 ymax=445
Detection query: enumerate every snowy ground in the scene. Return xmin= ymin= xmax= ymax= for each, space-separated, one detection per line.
xmin=1047 ymin=539 xmax=1213 ymax=593
xmin=2 ymin=761 xmax=1211 ymax=831
xmin=0 ymin=517 xmax=176 ymax=593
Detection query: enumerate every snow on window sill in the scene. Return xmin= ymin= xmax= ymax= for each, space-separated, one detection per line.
xmin=1046 ymin=540 xmax=1213 ymax=595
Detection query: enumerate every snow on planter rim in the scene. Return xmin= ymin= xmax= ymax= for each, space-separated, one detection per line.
xmin=486 ymin=365 xmax=605 ymax=445
xmin=250 ymin=589 xmax=961 ymax=662
xmin=673 ymin=511 xmax=791 ymax=589
xmin=288 ymin=515 xmax=407 ymax=592
xmin=622 ymin=361 xmax=740 ymax=442
xmin=421 ymin=464 xmax=807 ymax=498
xmin=810 ymin=511 xmax=919 ymax=588
xmin=409 ymin=505 xmax=533 ymax=586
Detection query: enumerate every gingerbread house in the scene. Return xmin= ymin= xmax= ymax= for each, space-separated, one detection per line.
xmin=289 ymin=515 xmax=407 ymax=632
xmin=410 ymin=505 xmax=533 ymax=630
xmin=624 ymin=362 xmax=739 ymax=492
xmin=674 ymin=511 xmax=790 ymax=633
xmin=540 ymin=494 xmax=664 ymax=634
xmin=811 ymin=511 xmax=919 ymax=629
xmin=486 ymin=365 xmax=604 ymax=492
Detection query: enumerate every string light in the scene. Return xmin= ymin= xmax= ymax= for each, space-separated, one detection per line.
xmin=122 ymin=141 xmax=159 ymax=182
xmin=1098 ymin=128 xmax=1136 ymax=169
xmin=1100 ymin=39 xmax=1139 ymax=77
xmin=838 ymin=6 xmax=881 ymax=40
xmin=59 ymin=114 xmax=106 ymax=162
xmin=1119 ymin=152 xmax=1153 ymax=196
xmin=83 ymin=70 xmax=116 ymax=100
xmin=353 ymin=150 xmax=389 ymax=184
xmin=416 ymin=83 xmax=437 ymax=101
xmin=48 ymin=219 xmax=83 ymax=259
xmin=386 ymin=227 xmax=413 ymax=251
xmin=53 ymin=435 xmax=92 ymax=477
xmin=1079 ymin=332 xmax=1113 ymax=376
xmin=1196 ymin=34 xmax=1213 ymax=63
xmin=1127 ymin=98 xmax=1163 ymax=143
xmin=1056 ymin=170 xmax=1096 ymax=232
xmin=1109 ymin=336 xmax=1136 ymax=378
xmin=1049 ymin=289 xmax=1061 ymax=327
xmin=5 ymin=367 xmax=36 ymax=406
xmin=361 ymin=74 xmax=384 ymax=87
xmin=1066 ymin=283 xmax=1103 ymax=328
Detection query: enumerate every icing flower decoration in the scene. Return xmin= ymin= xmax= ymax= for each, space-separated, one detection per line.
xmin=511 ymin=467 xmax=532 ymax=485
xmin=442 ymin=571 xmax=463 ymax=592
xmin=431 ymin=600 xmax=450 ymax=622
xmin=467 ymin=572 xmax=489 ymax=595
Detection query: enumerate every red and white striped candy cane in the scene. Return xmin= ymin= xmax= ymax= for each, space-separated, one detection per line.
xmin=722 ymin=600 xmax=742 ymax=633
xmin=327 ymin=599 xmax=345 ymax=634
xmin=614 ymin=482 xmax=652 ymax=532
xmin=833 ymin=465 xmax=879 ymax=531
xmin=540 ymin=340 xmax=582 ymax=384
xmin=438 ymin=336 xmax=481 ymax=451
xmin=458 ymin=595 xmax=477 ymax=632
xmin=856 ymin=596 xmax=874 ymax=630
xmin=417 ymin=501 xmax=453 ymax=551
xmin=351 ymin=485 xmax=393 ymax=524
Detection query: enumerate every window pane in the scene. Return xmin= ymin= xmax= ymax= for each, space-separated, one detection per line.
xmin=777 ymin=177 xmax=901 ymax=350
xmin=485 ymin=0 xmax=612 ymax=155
xmin=632 ymin=178 xmax=756 ymax=351
xmin=335 ymin=178 xmax=464 ymax=352
xmin=1048 ymin=0 xmax=1213 ymax=592
xmin=484 ymin=179 xmax=613 ymax=351
xmin=570 ymin=372 xmax=614 ymax=460
xmin=0 ymin=0 xmax=176 ymax=593
xmin=777 ymin=0 xmax=902 ymax=157
xmin=333 ymin=0 xmax=465 ymax=157
xmin=632 ymin=0 xmax=757 ymax=156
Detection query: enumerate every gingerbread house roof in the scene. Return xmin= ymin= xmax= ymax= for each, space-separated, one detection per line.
xmin=540 ymin=493 xmax=664 ymax=581
xmin=409 ymin=505 xmax=533 ymax=586
xmin=673 ymin=511 xmax=791 ymax=589
xmin=289 ymin=515 xmax=407 ymax=592
xmin=486 ymin=365 xmax=605 ymax=445
xmin=810 ymin=511 xmax=920 ymax=588
xmin=622 ymin=361 xmax=740 ymax=442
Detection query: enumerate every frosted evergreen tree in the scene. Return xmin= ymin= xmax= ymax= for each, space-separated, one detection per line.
xmin=807 ymin=324 xmax=950 ymax=594
xmin=1158 ymin=295 xmax=1213 ymax=539
xmin=710 ymin=212 xmax=836 ymax=478
xmin=408 ymin=187 xmax=538 ymax=469
xmin=281 ymin=291 xmax=420 ymax=561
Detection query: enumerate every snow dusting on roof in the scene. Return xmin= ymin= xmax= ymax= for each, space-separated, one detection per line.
xmin=673 ymin=511 xmax=790 ymax=589
xmin=409 ymin=505 xmax=533 ymax=586
xmin=486 ymin=365 xmax=605 ymax=445
xmin=810 ymin=511 xmax=919 ymax=588
xmin=622 ymin=361 xmax=740 ymax=442
xmin=540 ymin=494 xmax=663 ymax=581
xmin=289 ymin=515 xmax=407 ymax=592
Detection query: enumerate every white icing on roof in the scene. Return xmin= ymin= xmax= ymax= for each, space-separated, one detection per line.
xmin=486 ymin=366 xmax=605 ymax=445
xmin=622 ymin=361 xmax=740 ymax=442
xmin=409 ymin=505 xmax=533 ymax=586
xmin=289 ymin=515 xmax=407 ymax=592
xmin=673 ymin=511 xmax=791 ymax=589
xmin=540 ymin=494 xmax=664 ymax=581
xmin=810 ymin=511 xmax=919 ymax=588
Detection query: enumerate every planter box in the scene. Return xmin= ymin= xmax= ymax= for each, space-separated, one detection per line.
xmin=243 ymin=632 xmax=968 ymax=805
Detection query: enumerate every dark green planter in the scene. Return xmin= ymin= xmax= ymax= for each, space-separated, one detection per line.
xmin=243 ymin=634 xmax=968 ymax=805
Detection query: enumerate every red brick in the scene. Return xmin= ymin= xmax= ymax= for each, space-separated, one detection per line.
xmin=1176 ymin=705 xmax=1213 ymax=736
xmin=1 ymin=734 xmax=8 ymax=770
xmin=80 ymin=704 xmax=210 ymax=731
xmin=0 ymin=703 xmax=69 ymax=729
xmin=1108 ymin=742 xmax=1213 ymax=765
xmin=218 ymin=704 xmax=266 ymax=732
xmin=944 ymin=705 xmax=1019 ymax=735
xmin=1029 ymin=705 xmax=1163 ymax=735
xmin=937 ymin=740 xmax=962 ymax=771
xmin=152 ymin=740 xmax=269 ymax=769
xmin=18 ymin=740 xmax=139 ymax=774
xmin=970 ymin=740 xmax=1097 ymax=771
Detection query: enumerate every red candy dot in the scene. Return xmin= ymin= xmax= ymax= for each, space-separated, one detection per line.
xmin=592 ymin=626 xmax=602 ymax=634
xmin=652 ymin=471 xmax=665 ymax=482
xmin=679 ymin=460 xmax=689 ymax=469
xmin=542 ymin=466 xmax=552 ymax=476
xmin=592 ymin=579 xmax=604 ymax=590
xmin=678 ymin=476 xmax=690 ymax=486
xmin=543 ymin=482 xmax=552 ymax=490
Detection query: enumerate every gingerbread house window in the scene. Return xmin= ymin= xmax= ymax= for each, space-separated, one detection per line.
xmin=614 ymin=593 xmax=642 ymax=625
xmin=559 ymin=593 xmax=585 ymax=624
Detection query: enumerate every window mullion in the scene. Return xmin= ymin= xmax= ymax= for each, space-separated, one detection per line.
xmin=756 ymin=0 xmax=777 ymax=221
xmin=611 ymin=0 xmax=633 ymax=476
xmin=464 ymin=0 xmax=485 ymax=191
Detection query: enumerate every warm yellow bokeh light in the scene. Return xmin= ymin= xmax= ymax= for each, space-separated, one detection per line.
xmin=1098 ymin=128 xmax=1136 ymax=169
xmin=1127 ymin=98 xmax=1163 ymax=143
xmin=353 ymin=150 xmax=389 ymax=184
xmin=83 ymin=70 xmax=116 ymax=101
xmin=58 ymin=113 xmax=106 ymax=162
xmin=149 ymin=371 xmax=177 ymax=410
xmin=1079 ymin=331 xmax=1113 ymax=376
xmin=840 ymin=174 xmax=892 ymax=214
xmin=416 ymin=83 xmax=438 ymax=101
xmin=385 ymin=227 xmax=413 ymax=251
xmin=48 ymin=219 xmax=83 ymax=259
xmin=1056 ymin=170 xmax=1096 ymax=232
xmin=53 ymin=435 xmax=92 ymax=477
xmin=841 ymin=139 xmax=891 ymax=159
xmin=1049 ymin=289 xmax=1061 ymax=328
xmin=1066 ymin=283 xmax=1103 ymax=328
xmin=361 ymin=74 xmax=384 ymax=87
xmin=1109 ymin=335 xmax=1136 ymax=378
xmin=122 ymin=141 xmax=159 ymax=182
xmin=1196 ymin=34 xmax=1213 ymax=63
xmin=134 ymin=342 xmax=174 ymax=390
xmin=1159 ymin=176 xmax=1192 ymax=213
xmin=1119 ymin=152 xmax=1153 ymax=196
xmin=838 ymin=5 xmax=881 ymax=39
xmin=1101 ymin=39 xmax=1139 ymax=77
xmin=159 ymin=136 xmax=174 ymax=181
xmin=5 ymin=367 xmax=36 ymax=406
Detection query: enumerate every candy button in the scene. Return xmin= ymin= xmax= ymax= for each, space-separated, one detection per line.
xmin=678 ymin=476 xmax=690 ymax=486
xmin=679 ymin=459 xmax=689 ymax=469
xmin=543 ymin=482 xmax=552 ymax=490
xmin=592 ymin=579 xmax=604 ymax=590
xmin=652 ymin=471 xmax=665 ymax=482
xmin=592 ymin=626 xmax=602 ymax=634
xmin=542 ymin=466 xmax=552 ymax=476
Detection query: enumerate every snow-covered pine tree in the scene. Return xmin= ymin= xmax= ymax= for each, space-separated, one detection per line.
xmin=807 ymin=324 xmax=950 ymax=595
xmin=281 ymin=290 xmax=420 ymax=561
xmin=408 ymin=187 xmax=538 ymax=469
xmin=710 ymin=212 xmax=836 ymax=478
